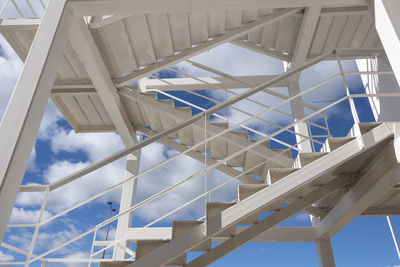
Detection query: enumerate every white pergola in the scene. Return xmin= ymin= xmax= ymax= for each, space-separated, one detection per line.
xmin=0 ymin=0 xmax=400 ymax=266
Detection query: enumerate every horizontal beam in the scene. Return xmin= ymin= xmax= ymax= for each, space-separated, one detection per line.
xmin=230 ymin=39 xmax=291 ymax=62
xmin=67 ymin=0 xmax=367 ymax=16
xmin=124 ymin=227 xmax=318 ymax=242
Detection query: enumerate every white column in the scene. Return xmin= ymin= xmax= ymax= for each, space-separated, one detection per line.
xmin=0 ymin=0 xmax=72 ymax=240
xmin=375 ymin=0 xmax=400 ymax=86
xmin=315 ymin=239 xmax=336 ymax=267
xmin=113 ymin=145 xmax=141 ymax=260
xmin=288 ymin=80 xmax=313 ymax=152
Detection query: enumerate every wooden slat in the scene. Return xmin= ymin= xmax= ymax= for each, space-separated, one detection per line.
xmin=189 ymin=11 xmax=208 ymax=44
xmin=61 ymin=95 xmax=90 ymax=125
xmin=225 ymin=9 xmax=242 ymax=30
xmin=242 ymin=9 xmax=258 ymax=23
xmin=75 ymin=95 xmax=104 ymax=125
xmin=309 ymin=16 xmax=334 ymax=55
xmin=207 ymin=10 xmax=225 ymax=37
xmin=248 ymin=28 xmax=262 ymax=44
xmin=124 ymin=14 xmax=157 ymax=67
xmin=99 ymin=20 xmax=138 ymax=74
xmin=120 ymin=96 xmax=145 ymax=126
xmin=323 ymin=15 xmax=348 ymax=52
xmin=63 ymin=40 xmax=89 ymax=79
xmin=336 ymin=14 xmax=362 ymax=48
xmin=350 ymin=14 xmax=372 ymax=48
xmin=168 ymin=12 xmax=191 ymax=51
xmin=362 ymin=26 xmax=380 ymax=48
xmin=275 ymin=16 xmax=298 ymax=54
xmin=260 ymin=21 xmax=279 ymax=49
xmin=89 ymin=94 xmax=114 ymax=126
xmin=147 ymin=13 xmax=174 ymax=58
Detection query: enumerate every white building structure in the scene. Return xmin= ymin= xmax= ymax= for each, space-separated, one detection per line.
xmin=0 ymin=0 xmax=400 ymax=266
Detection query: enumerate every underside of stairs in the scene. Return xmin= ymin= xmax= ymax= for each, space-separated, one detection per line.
xmin=98 ymin=122 xmax=400 ymax=267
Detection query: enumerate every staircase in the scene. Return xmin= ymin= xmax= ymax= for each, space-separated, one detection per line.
xmin=119 ymin=87 xmax=295 ymax=184
xmin=99 ymin=121 xmax=396 ymax=266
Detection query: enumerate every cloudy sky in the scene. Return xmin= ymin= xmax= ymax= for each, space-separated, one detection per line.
xmin=0 ymin=9 xmax=400 ymax=267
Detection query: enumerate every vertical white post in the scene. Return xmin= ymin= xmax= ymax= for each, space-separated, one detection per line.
xmin=316 ymin=239 xmax=336 ymax=267
xmin=113 ymin=145 xmax=141 ymax=260
xmin=288 ymin=80 xmax=313 ymax=152
xmin=0 ymin=0 xmax=72 ymax=240
xmin=375 ymin=0 xmax=400 ymax=87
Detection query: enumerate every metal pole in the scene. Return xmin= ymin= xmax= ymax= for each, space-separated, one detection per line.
xmin=386 ymin=216 xmax=400 ymax=260
xmin=102 ymin=202 xmax=116 ymax=259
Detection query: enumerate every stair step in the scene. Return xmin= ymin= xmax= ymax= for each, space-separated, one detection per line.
xmin=322 ymin=137 xmax=356 ymax=152
xmin=156 ymin=98 xmax=174 ymax=106
xmin=141 ymin=91 xmax=156 ymax=98
xmin=227 ymin=131 xmax=249 ymax=167
xmin=99 ymin=261 xmax=133 ymax=267
xmin=266 ymin=168 xmax=299 ymax=185
xmin=207 ymin=202 xmax=236 ymax=237
xmin=136 ymin=240 xmax=186 ymax=266
xmin=293 ymin=152 xmax=328 ymax=168
xmin=210 ymin=123 xmax=228 ymax=160
xmin=348 ymin=122 xmax=382 ymax=137
xmin=172 ymin=221 xmax=211 ymax=251
xmin=238 ymin=184 xmax=268 ymax=201
xmin=175 ymin=106 xmax=192 ymax=117
xmin=159 ymin=112 xmax=179 ymax=139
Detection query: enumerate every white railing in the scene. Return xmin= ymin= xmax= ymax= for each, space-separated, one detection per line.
xmin=1 ymin=48 xmax=394 ymax=265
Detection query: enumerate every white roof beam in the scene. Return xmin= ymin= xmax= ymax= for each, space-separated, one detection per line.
xmin=115 ymin=8 xmax=301 ymax=86
xmin=67 ymin=0 xmax=367 ymax=16
xmin=68 ymin=17 xmax=136 ymax=146
xmin=230 ymin=39 xmax=291 ymax=62
xmin=316 ymin=141 xmax=400 ymax=239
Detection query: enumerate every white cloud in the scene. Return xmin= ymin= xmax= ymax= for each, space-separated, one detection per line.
xmin=9 ymin=207 xmax=52 ymax=224
xmin=0 ymin=250 xmax=14 ymax=262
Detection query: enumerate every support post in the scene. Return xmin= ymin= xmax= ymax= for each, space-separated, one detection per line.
xmin=316 ymin=239 xmax=336 ymax=267
xmin=0 ymin=0 xmax=72 ymax=240
xmin=113 ymin=147 xmax=141 ymax=260
xmin=374 ymin=0 xmax=400 ymax=87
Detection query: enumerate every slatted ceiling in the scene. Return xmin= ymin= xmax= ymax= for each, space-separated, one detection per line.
xmin=64 ymin=40 xmax=89 ymax=79
xmin=207 ymin=10 xmax=226 ymax=37
xmin=168 ymin=12 xmax=191 ymax=51
xmin=309 ymin=16 xmax=334 ymax=56
xmin=1 ymin=30 xmax=27 ymax=61
xmin=275 ymin=16 xmax=298 ymax=54
xmin=258 ymin=8 xmax=274 ymax=16
xmin=247 ymin=28 xmax=262 ymax=44
xmin=350 ymin=14 xmax=372 ymax=48
xmin=323 ymin=16 xmax=348 ymax=52
xmin=189 ymin=11 xmax=208 ymax=44
xmin=89 ymin=94 xmax=114 ymax=126
xmin=51 ymin=95 xmax=80 ymax=130
xmin=90 ymin=27 xmax=120 ymax=78
xmin=242 ymin=9 xmax=258 ymax=23
xmin=60 ymin=95 xmax=91 ymax=125
xmin=13 ymin=29 xmax=34 ymax=60
xmin=260 ymin=21 xmax=279 ymax=49
xmin=147 ymin=13 xmax=174 ymax=59
xmin=337 ymin=15 xmax=363 ymax=48
xmin=57 ymin=54 xmax=78 ymax=79
xmin=124 ymin=15 xmax=157 ymax=67
xmin=74 ymin=95 xmax=104 ymax=125
xmin=103 ymin=20 xmax=138 ymax=75
xmin=362 ymin=27 xmax=380 ymax=48
xmin=225 ymin=9 xmax=242 ymax=30
xmin=120 ymin=96 xmax=145 ymax=126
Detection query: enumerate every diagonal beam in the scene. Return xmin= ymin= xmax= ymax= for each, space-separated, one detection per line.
xmin=114 ymin=8 xmax=301 ymax=86
xmin=68 ymin=17 xmax=135 ymax=146
xmin=316 ymin=140 xmax=400 ymax=239
xmin=137 ymin=125 xmax=260 ymax=185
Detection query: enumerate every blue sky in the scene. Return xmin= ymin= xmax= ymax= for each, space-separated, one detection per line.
xmin=0 ymin=31 xmax=400 ymax=267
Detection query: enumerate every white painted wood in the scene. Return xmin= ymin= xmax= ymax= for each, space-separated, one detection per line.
xmin=188 ymin=11 xmax=208 ymax=43
xmin=115 ymin=8 xmax=301 ymax=86
xmin=323 ymin=16 xmax=348 ymax=52
xmin=68 ymin=17 xmax=136 ymax=146
xmin=168 ymin=12 xmax=191 ymax=51
xmin=316 ymin=239 xmax=336 ymax=267
xmin=0 ymin=0 xmax=72 ymax=240
xmin=68 ymin=0 xmax=368 ymax=16
xmin=375 ymin=0 xmax=400 ymax=86
xmin=317 ymin=137 xmax=400 ymax=239
xmin=185 ymin=176 xmax=348 ymax=267
xmin=113 ymin=153 xmax=140 ymax=260
xmin=146 ymin=13 xmax=174 ymax=58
